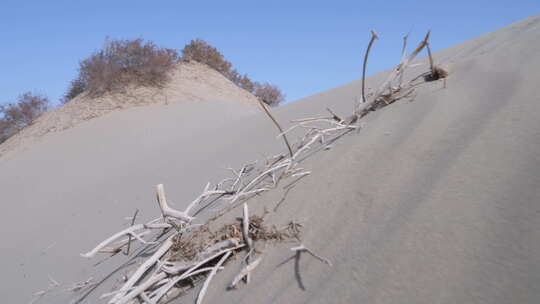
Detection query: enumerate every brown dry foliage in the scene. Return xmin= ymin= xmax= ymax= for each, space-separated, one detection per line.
xmin=254 ymin=83 xmax=285 ymax=106
xmin=0 ymin=92 xmax=50 ymax=143
xmin=62 ymin=75 xmax=86 ymax=103
xmin=64 ymin=38 xmax=179 ymax=101
xmin=425 ymin=66 xmax=449 ymax=82
xmin=170 ymin=215 xmax=300 ymax=262
xmin=181 ymin=39 xmax=284 ymax=106
xmin=182 ymin=39 xmax=232 ymax=76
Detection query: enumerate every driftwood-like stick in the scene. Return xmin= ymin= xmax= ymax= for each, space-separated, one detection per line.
xmin=258 ymin=99 xmax=294 ymax=158
xmin=326 ymin=108 xmax=342 ymax=122
xmin=399 ymin=34 xmax=409 ymax=87
xmin=109 ymin=235 xmax=175 ymax=304
xmin=116 ymin=272 xmax=166 ymax=304
xmin=361 ymin=30 xmax=379 ymax=103
xmin=196 ymin=251 xmax=232 ymax=304
xmin=242 ymin=203 xmax=253 ymax=283
xmin=291 ymin=244 xmax=332 ymax=266
xmin=231 ymin=161 xmax=290 ymax=204
xmin=229 ymin=255 xmax=263 ymax=289
xmin=156 ymin=184 xmax=193 ymax=222
xmin=242 ymin=203 xmax=253 ymax=250
xmin=426 ymin=41 xmax=434 ymax=75
xmin=182 ymin=244 xmax=245 ymax=280
xmin=81 ymin=223 xmax=165 ymax=258
xmin=151 ymin=267 xmax=221 ymax=302
xmin=138 ymin=292 xmax=154 ymax=304
xmin=125 ymin=208 xmax=139 ymax=255
xmin=343 ymin=30 xmax=431 ymax=123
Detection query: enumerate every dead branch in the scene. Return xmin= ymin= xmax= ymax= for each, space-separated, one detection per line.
xmin=81 ymin=220 xmax=169 ymax=258
xmin=79 ymin=29 xmax=442 ymax=304
xmin=196 ymin=251 xmax=232 ymax=304
xmin=125 ymin=209 xmax=139 ymax=255
xmin=156 ymin=184 xmax=193 ymax=222
xmin=258 ymin=99 xmax=294 ymax=158
xmin=242 ymin=203 xmax=253 ymax=250
xmin=426 ymin=41 xmax=434 ymax=75
xmin=109 ymin=235 xmax=175 ymax=303
xmin=229 ymin=255 xmax=263 ymax=289
xmin=291 ymin=244 xmax=332 ymax=266
xmin=362 ymin=30 xmax=379 ymax=103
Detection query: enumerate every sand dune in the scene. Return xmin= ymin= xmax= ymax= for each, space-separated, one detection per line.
xmin=0 ymin=61 xmax=259 ymax=159
xmin=1 ymin=14 xmax=539 ymax=303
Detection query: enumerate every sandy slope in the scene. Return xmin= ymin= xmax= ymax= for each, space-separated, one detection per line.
xmin=1 ymin=14 xmax=539 ymax=304
xmin=199 ymin=15 xmax=540 ymax=304
xmin=0 ymin=61 xmax=259 ymax=159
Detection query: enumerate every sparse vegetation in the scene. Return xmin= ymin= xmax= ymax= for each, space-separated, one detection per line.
xmin=62 ymin=75 xmax=86 ymax=103
xmin=63 ymin=38 xmax=179 ymax=102
xmin=182 ymin=39 xmax=285 ymax=106
xmin=62 ymin=38 xmax=284 ymax=106
xmin=0 ymin=92 xmax=50 ymax=143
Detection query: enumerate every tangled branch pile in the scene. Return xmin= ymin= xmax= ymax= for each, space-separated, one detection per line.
xmin=76 ymin=30 xmax=446 ymax=304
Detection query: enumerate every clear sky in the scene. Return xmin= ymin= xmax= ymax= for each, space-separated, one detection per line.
xmin=0 ymin=0 xmax=538 ymax=106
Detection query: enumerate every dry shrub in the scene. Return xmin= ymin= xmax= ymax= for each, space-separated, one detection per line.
xmin=181 ymin=39 xmax=284 ymax=106
xmin=182 ymin=39 xmax=233 ymax=76
xmin=0 ymin=92 xmax=50 ymax=143
xmin=64 ymin=38 xmax=179 ymax=101
xmin=254 ymin=82 xmax=285 ymax=106
xmin=170 ymin=215 xmax=300 ymax=262
xmin=62 ymin=76 xmax=86 ymax=103
xmin=425 ymin=65 xmax=448 ymax=81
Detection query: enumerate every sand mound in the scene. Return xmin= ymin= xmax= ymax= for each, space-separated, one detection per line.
xmin=0 ymin=61 xmax=259 ymax=158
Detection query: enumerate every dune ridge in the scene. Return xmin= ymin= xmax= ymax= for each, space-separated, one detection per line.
xmin=0 ymin=61 xmax=259 ymax=159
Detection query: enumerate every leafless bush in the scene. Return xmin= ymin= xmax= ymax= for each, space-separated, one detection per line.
xmin=62 ymin=76 xmax=86 ymax=103
xmin=254 ymin=82 xmax=285 ymax=106
xmin=182 ymin=39 xmax=233 ymax=75
xmin=182 ymin=39 xmax=284 ymax=106
xmin=64 ymin=38 xmax=179 ymax=100
xmin=0 ymin=92 xmax=50 ymax=143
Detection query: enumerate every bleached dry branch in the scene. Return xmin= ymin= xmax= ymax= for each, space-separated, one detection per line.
xmin=79 ymin=30 xmax=438 ymax=304
xmin=291 ymin=244 xmax=332 ymax=266
xmin=229 ymin=255 xmax=263 ymax=289
xmin=156 ymin=184 xmax=193 ymax=222
xmin=196 ymin=251 xmax=232 ymax=304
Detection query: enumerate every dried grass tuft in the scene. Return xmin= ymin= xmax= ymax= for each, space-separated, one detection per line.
xmin=425 ymin=65 xmax=448 ymax=81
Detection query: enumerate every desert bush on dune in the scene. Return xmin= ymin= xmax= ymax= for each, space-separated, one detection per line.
xmin=182 ymin=39 xmax=233 ymax=76
xmin=182 ymin=39 xmax=285 ymax=106
xmin=63 ymin=38 xmax=179 ymax=101
xmin=62 ymin=75 xmax=86 ymax=103
xmin=62 ymin=37 xmax=284 ymax=105
xmin=254 ymin=82 xmax=285 ymax=106
xmin=0 ymin=92 xmax=49 ymax=143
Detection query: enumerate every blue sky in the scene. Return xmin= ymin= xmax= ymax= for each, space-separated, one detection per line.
xmin=0 ymin=1 xmax=538 ymax=106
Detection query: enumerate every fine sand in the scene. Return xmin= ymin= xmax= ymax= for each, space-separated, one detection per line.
xmin=1 ymin=14 xmax=539 ymax=303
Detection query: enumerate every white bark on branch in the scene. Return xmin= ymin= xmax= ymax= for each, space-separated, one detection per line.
xmin=156 ymin=184 xmax=193 ymax=222
xmin=229 ymin=255 xmax=263 ymax=289
xmin=196 ymin=251 xmax=232 ymax=304
xmin=109 ymin=235 xmax=175 ymax=303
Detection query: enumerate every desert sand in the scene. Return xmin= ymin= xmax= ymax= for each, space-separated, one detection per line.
xmin=1 ymin=14 xmax=539 ymax=303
